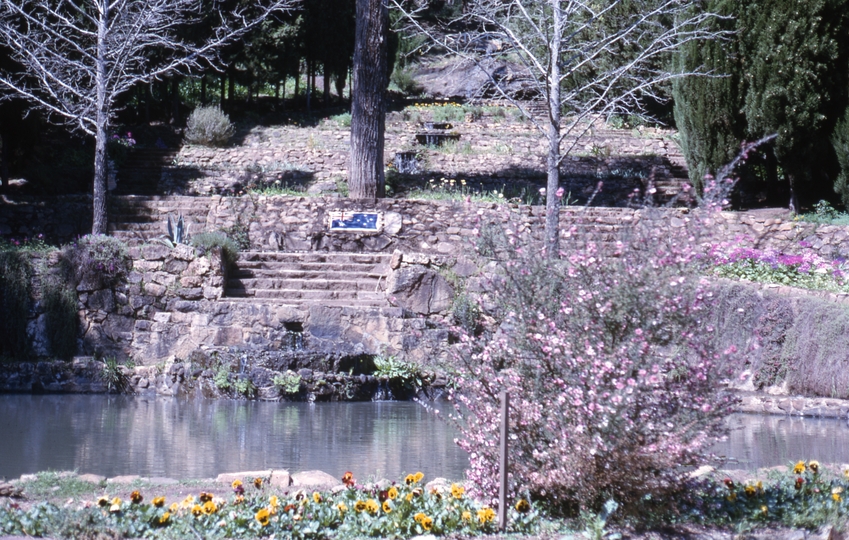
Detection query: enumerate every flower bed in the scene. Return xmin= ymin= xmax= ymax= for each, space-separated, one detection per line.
xmin=0 ymin=471 xmax=537 ymax=539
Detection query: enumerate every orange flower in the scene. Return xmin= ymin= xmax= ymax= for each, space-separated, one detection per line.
xmin=342 ymin=471 xmax=355 ymax=487
xmin=312 ymin=492 xmax=322 ymax=504
xmin=450 ymin=483 xmax=465 ymax=499
xmin=191 ymin=504 xmax=203 ymax=517
xmin=387 ymin=487 xmax=398 ymax=500
xmin=202 ymin=500 xmax=217 ymax=515
xmin=198 ymin=492 xmax=213 ymax=503
xmin=158 ymin=511 xmax=171 ymax=525
xmin=152 ymin=496 xmax=166 ymax=507
xmin=382 ymin=500 xmax=392 ymax=513
xmin=130 ymin=490 xmax=143 ymax=504
xmin=254 ymin=477 xmax=264 ymax=489
xmin=515 ymin=499 xmax=530 ymax=513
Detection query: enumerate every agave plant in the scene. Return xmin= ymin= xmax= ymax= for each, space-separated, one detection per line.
xmin=159 ymin=214 xmax=189 ymax=247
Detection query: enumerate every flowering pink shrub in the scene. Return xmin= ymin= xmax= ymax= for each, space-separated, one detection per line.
xmin=449 ymin=214 xmax=739 ymax=515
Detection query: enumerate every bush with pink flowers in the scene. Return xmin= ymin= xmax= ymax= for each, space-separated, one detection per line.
xmin=449 ymin=211 xmax=739 ymax=515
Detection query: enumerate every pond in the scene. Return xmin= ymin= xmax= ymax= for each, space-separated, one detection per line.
xmin=1 ymin=395 xmax=847 ymax=481
xmin=0 ymin=395 xmax=465 ymax=481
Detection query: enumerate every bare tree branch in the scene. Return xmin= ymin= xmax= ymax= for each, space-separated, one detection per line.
xmin=0 ymin=0 xmax=299 ymax=233
xmin=391 ymin=0 xmax=731 ymax=256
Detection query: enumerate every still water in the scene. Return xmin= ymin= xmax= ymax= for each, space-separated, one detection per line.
xmin=1 ymin=395 xmax=847 ymax=480
xmin=0 ymin=395 xmax=466 ymax=481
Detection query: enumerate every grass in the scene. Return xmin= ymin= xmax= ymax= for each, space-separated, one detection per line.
xmin=404 ymin=177 xmax=542 ymax=205
xmin=20 ymin=471 xmax=106 ymax=500
xmin=796 ymin=200 xmax=849 ymax=225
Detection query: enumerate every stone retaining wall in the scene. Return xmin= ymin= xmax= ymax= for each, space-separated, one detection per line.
xmin=5 ymin=195 xmax=849 ymax=261
xmin=160 ymin=196 xmax=844 ymax=259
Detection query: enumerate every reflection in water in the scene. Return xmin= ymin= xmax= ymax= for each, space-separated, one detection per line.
xmin=0 ymin=395 xmax=468 ymax=480
xmin=712 ymin=413 xmax=849 ymax=469
xmin=4 ymin=398 xmax=848 ymax=481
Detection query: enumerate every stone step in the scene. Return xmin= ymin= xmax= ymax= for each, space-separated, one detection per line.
xmin=239 ymin=251 xmax=391 ymax=265
xmin=231 ymin=266 xmax=386 ymax=279
xmin=220 ymin=297 xmax=389 ymax=309
xmin=226 ymin=288 xmax=387 ymax=302
xmin=227 ymin=278 xmax=382 ymax=292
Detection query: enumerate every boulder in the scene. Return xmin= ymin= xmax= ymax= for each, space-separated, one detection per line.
xmin=386 ymin=267 xmax=454 ymax=315
xmin=291 ymin=470 xmax=339 ymax=488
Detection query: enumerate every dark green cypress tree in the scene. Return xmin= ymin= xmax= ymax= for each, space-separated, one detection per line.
xmin=672 ymin=0 xmax=745 ymax=192
xmin=740 ymin=0 xmax=849 ymax=211
xmin=832 ymin=104 xmax=849 ymax=207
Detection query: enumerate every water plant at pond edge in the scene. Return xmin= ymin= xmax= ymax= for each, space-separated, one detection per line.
xmin=709 ymin=242 xmax=849 ymax=293
xmin=100 ymin=357 xmax=129 ymax=393
xmin=373 ymin=354 xmax=425 ymax=392
xmin=272 ymin=370 xmax=302 ymax=395
xmin=0 ymin=472 xmax=539 ymax=539
xmin=449 ymin=211 xmax=740 ymax=517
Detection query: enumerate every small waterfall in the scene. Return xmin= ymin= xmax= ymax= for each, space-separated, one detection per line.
xmin=283 ymin=330 xmax=304 ymax=351
xmin=372 ymin=379 xmax=391 ymax=401
xmin=394 ymin=152 xmax=419 ymax=174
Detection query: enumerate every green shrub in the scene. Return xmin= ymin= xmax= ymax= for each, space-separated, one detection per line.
xmin=431 ymin=104 xmax=466 ymax=123
xmin=184 ymin=106 xmax=234 ymax=147
xmin=452 ymin=294 xmax=480 ymax=334
xmin=40 ymin=274 xmax=78 ymax=360
xmin=390 ymin=68 xmax=423 ymax=96
xmin=329 ymin=112 xmax=352 ymax=127
xmin=0 ymin=250 xmax=32 ymax=360
xmin=190 ymin=231 xmax=239 ymax=268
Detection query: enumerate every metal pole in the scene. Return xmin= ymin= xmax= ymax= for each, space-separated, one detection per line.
xmin=498 ymin=389 xmax=509 ymax=530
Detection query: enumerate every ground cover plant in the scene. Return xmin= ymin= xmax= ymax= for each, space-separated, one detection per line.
xmin=709 ymin=242 xmax=849 ymax=293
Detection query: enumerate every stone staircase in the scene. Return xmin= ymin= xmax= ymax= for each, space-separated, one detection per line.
xmin=225 ymin=251 xmax=392 ymax=308
xmin=108 ymin=195 xmax=211 ymax=245
xmin=114 ymin=148 xmax=178 ymax=195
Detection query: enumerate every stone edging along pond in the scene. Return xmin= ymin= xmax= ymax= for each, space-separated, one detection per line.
xmin=2 ymin=355 xmax=849 ymax=419
xmin=0 ymin=354 xmax=450 ymax=402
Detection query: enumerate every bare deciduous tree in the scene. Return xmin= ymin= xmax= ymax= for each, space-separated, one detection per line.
xmin=0 ymin=0 xmax=299 ymax=234
xmin=391 ymin=0 xmax=728 ymax=255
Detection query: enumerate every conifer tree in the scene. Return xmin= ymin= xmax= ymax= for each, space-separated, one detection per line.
xmin=740 ymin=0 xmax=849 ymax=211
xmin=672 ymin=0 xmax=744 ymax=192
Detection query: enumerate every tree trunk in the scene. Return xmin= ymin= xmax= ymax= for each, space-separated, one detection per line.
xmin=306 ymin=59 xmax=312 ymax=112
xmin=201 ymin=75 xmax=207 ymax=106
xmin=335 ymin=70 xmax=346 ymax=104
xmin=294 ymin=61 xmax=300 ymax=100
xmin=171 ymin=77 xmax=180 ymax=124
xmin=543 ymin=0 xmax=563 ymax=257
xmin=349 ymin=0 xmax=388 ymax=199
xmin=92 ymin=3 xmax=110 ymax=235
xmin=0 ymin=131 xmax=9 ymax=190
xmin=228 ymin=69 xmax=235 ymax=111
xmin=323 ymin=61 xmax=331 ymax=107
xmin=220 ymin=73 xmax=226 ymax=109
